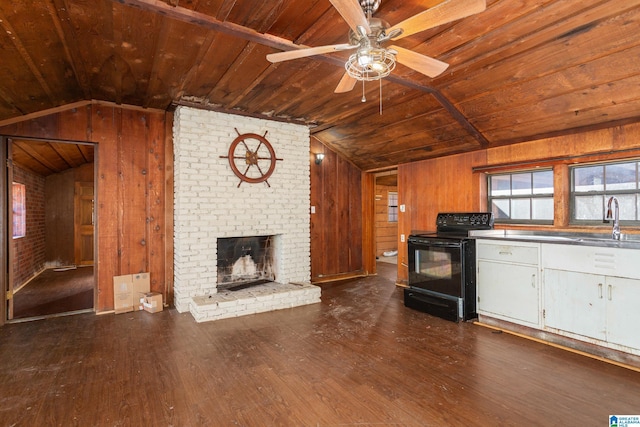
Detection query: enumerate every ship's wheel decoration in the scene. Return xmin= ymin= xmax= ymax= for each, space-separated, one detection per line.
xmin=220 ymin=128 xmax=283 ymax=188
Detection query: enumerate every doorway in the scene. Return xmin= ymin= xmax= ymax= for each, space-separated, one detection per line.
xmin=374 ymin=170 xmax=398 ymax=265
xmin=6 ymin=137 xmax=96 ymax=321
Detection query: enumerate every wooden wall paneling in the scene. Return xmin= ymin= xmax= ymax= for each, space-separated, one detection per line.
xmin=323 ymin=149 xmax=338 ymax=275
xmin=49 ymin=105 xmax=95 ymax=246
xmin=310 ymin=138 xmax=324 ymax=280
xmin=396 ymin=165 xmax=412 ymax=285
xmin=347 ymin=163 xmax=363 ymax=272
xmin=554 ymin=164 xmax=570 ymax=227
xmin=0 ymin=103 xmax=170 ymax=313
xmin=119 ymin=109 xmax=149 ymax=275
xmin=336 ymin=156 xmax=351 ymax=274
xmin=310 ymin=138 xmax=365 ymax=282
xmin=45 ymin=169 xmax=75 ymax=264
xmin=163 ymin=113 xmax=174 ymax=306
xmin=147 ymin=111 xmax=167 ymax=297
xmin=92 ymin=105 xmax=120 ymax=311
xmin=57 ymin=107 xmax=93 ymax=142
xmin=397 ymin=152 xmax=485 ymax=284
xmin=361 ymin=172 xmax=376 ymax=276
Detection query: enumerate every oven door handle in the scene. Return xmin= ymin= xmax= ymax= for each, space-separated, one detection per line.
xmin=411 ymin=241 xmax=462 ymax=249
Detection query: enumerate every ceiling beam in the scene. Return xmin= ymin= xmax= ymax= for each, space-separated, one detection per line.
xmin=112 ymin=0 xmax=298 ymax=52
xmin=113 ymin=0 xmax=488 ymax=148
xmin=387 ymin=76 xmax=490 ymax=148
xmin=49 ymin=0 xmax=92 ymax=100
xmin=0 ymin=9 xmax=56 ymax=103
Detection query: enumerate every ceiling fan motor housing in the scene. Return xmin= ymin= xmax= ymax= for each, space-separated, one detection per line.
xmin=348 ymin=17 xmax=390 ymax=46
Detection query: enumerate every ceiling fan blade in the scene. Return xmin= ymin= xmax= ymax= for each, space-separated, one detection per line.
xmin=329 ymin=0 xmax=371 ymax=35
xmin=388 ymin=0 xmax=486 ymax=41
xmin=334 ymin=72 xmax=357 ymax=93
xmin=391 ymin=45 xmax=449 ymax=78
xmin=266 ymin=43 xmax=355 ymax=63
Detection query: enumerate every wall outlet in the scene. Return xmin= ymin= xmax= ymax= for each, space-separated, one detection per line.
xmin=400 ymin=204 xmax=405 ymax=212
xmin=400 ymin=234 xmax=405 ymax=243
xmin=310 ymin=206 xmax=316 ymax=214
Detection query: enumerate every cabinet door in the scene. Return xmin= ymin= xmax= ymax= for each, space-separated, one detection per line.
xmin=543 ymin=269 xmax=606 ymax=341
xmin=477 ymin=260 xmax=539 ymax=326
xmin=606 ymin=276 xmax=640 ymax=350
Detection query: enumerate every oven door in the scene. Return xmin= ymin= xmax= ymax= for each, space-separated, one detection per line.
xmin=408 ymin=237 xmax=464 ymax=297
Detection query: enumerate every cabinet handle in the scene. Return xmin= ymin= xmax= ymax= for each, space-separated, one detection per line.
xmin=531 ymin=274 xmax=536 ymax=288
xmin=598 ymin=283 xmax=603 ymax=299
xmin=608 ymin=284 xmax=612 ymax=301
xmin=499 ymin=251 xmax=512 ymax=256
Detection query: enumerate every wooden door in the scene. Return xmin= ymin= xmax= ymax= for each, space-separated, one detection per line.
xmin=74 ymin=182 xmax=94 ymax=266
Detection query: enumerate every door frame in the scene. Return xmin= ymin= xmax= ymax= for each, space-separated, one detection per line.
xmin=2 ymin=135 xmax=97 ymax=322
xmin=1 ymin=137 xmax=8 ymax=326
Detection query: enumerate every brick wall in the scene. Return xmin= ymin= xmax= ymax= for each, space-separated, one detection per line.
xmin=173 ymin=107 xmax=312 ymax=315
xmin=12 ymin=165 xmax=46 ymax=288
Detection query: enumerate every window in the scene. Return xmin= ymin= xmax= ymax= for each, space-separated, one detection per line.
xmin=388 ymin=191 xmax=398 ymax=223
xmin=488 ymin=170 xmax=554 ymax=223
xmin=571 ymin=160 xmax=640 ymax=224
xmin=12 ymin=182 xmax=26 ymax=238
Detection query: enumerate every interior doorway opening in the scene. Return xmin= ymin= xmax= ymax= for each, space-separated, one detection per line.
xmin=6 ymin=137 xmax=96 ymax=322
xmin=374 ymin=170 xmax=398 ymax=266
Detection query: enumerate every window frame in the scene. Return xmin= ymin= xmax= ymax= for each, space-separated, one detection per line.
xmin=387 ymin=191 xmax=398 ymax=223
xmin=12 ymin=182 xmax=26 ymax=239
xmin=487 ymin=168 xmax=555 ymax=225
xmin=569 ymin=160 xmax=640 ymax=225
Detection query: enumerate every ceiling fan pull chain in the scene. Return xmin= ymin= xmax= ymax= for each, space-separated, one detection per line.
xmin=361 ymin=78 xmax=366 ymax=103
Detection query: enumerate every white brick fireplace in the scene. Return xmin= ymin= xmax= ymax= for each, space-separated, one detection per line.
xmin=173 ymin=106 xmax=320 ymax=322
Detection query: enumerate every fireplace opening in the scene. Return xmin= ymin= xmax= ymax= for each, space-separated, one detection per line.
xmin=217 ymin=236 xmax=276 ymax=291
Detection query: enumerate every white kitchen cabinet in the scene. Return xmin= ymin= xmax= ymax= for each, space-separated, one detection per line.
xmin=542 ymin=244 xmax=640 ymax=353
xmin=476 ymin=240 xmax=541 ymax=327
xmin=604 ymin=276 xmax=640 ymax=350
xmin=543 ymin=269 xmax=606 ymax=341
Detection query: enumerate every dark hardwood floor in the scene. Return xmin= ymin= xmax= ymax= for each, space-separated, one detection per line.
xmin=0 ymin=262 xmax=638 ymax=426
xmin=12 ymin=266 xmax=94 ymax=319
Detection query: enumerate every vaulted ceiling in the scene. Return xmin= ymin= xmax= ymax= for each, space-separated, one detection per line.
xmin=2 ymin=0 xmax=640 ymax=172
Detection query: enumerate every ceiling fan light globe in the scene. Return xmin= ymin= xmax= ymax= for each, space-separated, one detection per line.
xmin=370 ymin=62 xmax=385 ymax=73
xmin=357 ymin=50 xmax=373 ymax=66
xmin=346 ymin=48 xmax=395 ymax=81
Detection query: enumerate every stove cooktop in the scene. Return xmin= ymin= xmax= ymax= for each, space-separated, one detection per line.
xmin=410 ymin=212 xmax=494 ymax=238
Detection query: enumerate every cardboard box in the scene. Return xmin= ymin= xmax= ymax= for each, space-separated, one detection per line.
xmin=133 ymin=273 xmax=151 ymax=310
xmin=141 ymin=292 xmax=163 ymax=314
xmin=113 ymin=274 xmax=134 ymax=314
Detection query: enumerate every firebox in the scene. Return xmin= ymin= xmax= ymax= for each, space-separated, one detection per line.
xmin=217 ymin=235 xmax=276 ymax=291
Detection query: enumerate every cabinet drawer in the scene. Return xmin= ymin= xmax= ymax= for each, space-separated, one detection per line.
xmin=542 ymin=243 xmax=640 ymax=278
xmin=477 ymin=240 xmax=539 ymax=264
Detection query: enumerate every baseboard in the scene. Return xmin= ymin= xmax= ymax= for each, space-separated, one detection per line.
xmin=476 ymin=316 xmax=640 ymax=372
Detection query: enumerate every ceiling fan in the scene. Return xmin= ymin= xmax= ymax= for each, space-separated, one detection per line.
xmin=266 ymin=0 xmax=486 ymax=94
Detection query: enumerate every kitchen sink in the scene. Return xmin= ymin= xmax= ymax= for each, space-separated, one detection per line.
xmin=508 ymin=234 xmax=579 ymax=242
xmin=470 ymin=229 xmax=640 ymax=249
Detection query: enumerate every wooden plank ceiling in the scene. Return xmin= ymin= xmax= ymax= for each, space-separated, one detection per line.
xmin=1 ymin=0 xmax=640 ymax=173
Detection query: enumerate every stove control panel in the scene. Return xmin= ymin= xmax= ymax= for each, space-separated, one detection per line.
xmin=435 ymin=212 xmax=494 ymax=230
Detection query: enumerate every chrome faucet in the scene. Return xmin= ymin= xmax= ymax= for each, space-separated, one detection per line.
xmin=605 ymin=196 xmax=621 ymax=240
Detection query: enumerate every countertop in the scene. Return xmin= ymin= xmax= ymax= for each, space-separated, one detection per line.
xmin=469 ymin=229 xmax=640 ymax=250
